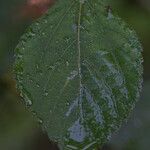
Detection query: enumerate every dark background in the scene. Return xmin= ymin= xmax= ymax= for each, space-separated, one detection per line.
xmin=0 ymin=0 xmax=150 ymax=150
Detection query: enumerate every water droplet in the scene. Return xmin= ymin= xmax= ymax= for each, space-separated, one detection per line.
xmin=66 ymin=102 xmax=70 ymax=106
xmin=37 ymin=118 xmax=43 ymax=124
xmin=65 ymin=37 xmax=70 ymax=43
xmin=66 ymin=61 xmax=69 ymax=66
xmin=106 ymin=133 xmax=111 ymax=140
xmin=80 ymin=25 xmax=85 ymax=30
xmin=72 ymin=24 xmax=77 ymax=32
xmin=48 ymin=65 xmax=55 ymax=71
xmin=23 ymin=94 xmax=32 ymax=106
xmin=36 ymin=65 xmax=43 ymax=75
xmin=45 ymin=93 xmax=48 ymax=96
xmin=29 ymin=79 xmax=33 ymax=83
xmin=35 ymin=22 xmax=39 ymax=26
xmin=21 ymin=40 xmax=26 ymax=47
xmin=27 ymin=100 xmax=32 ymax=106
xmin=32 ymin=111 xmax=37 ymax=115
xmin=86 ymin=10 xmax=91 ymax=17
xmin=67 ymin=70 xmax=78 ymax=80
xmin=30 ymin=32 xmax=35 ymax=37
xmin=36 ymin=84 xmax=40 ymax=88
xmin=65 ymin=97 xmax=78 ymax=117
xmin=43 ymin=90 xmax=49 ymax=97
xmin=26 ymin=73 xmax=30 ymax=78
xmin=36 ymin=64 xmax=39 ymax=70
xmin=17 ymin=54 xmax=23 ymax=59
xmin=44 ymin=20 xmax=48 ymax=23
xmin=39 ymin=72 xmax=43 ymax=76
xmin=42 ymin=32 xmax=46 ymax=36
xmin=107 ymin=8 xmax=114 ymax=20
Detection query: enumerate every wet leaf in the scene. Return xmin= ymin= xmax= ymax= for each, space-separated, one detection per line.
xmin=14 ymin=0 xmax=143 ymax=149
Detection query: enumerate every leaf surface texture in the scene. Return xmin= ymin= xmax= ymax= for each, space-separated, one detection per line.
xmin=14 ymin=0 xmax=143 ymax=149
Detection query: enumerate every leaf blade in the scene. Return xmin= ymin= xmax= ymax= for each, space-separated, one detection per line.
xmin=14 ymin=0 xmax=143 ymax=149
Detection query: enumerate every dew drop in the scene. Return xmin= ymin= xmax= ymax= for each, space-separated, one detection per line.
xmin=30 ymin=32 xmax=35 ymax=37
xmin=36 ymin=66 xmax=43 ymax=75
xmin=66 ymin=102 xmax=70 ymax=106
xmin=32 ymin=111 xmax=37 ymax=116
xmin=42 ymin=32 xmax=46 ymax=36
xmin=27 ymin=99 xmax=32 ymax=106
xmin=80 ymin=25 xmax=85 ymax=30
xmin=39 ymin=72 xmax=43 ymax=76
xmin=106 ymin=133 xmax=111 ymax=140
xmin=48 ymin=65 xmax=55 ymax=71
xmin=43 ymin=90 xmax=49 ymax=97
xmin=67 ymin=70 xmax=78 ymax=80
xmin=23 ymin=94 xmax=32 ymax=106
xmin=36 ymin=84 xmax=40 ymax=88
xmin=37 ymin=118 xmax=43 ymax=124
xmin=66 ymin=61 xmax=69 ymax=67
xmin=65 ymin=37 xmax=70 ymax=43
xmin=36 ymin=64 xmax=39 ymax=70
xmin=44 ymin=20 xmax=48 ymax=23
xmin=26 ymin=73 xmax=30 ymax=78
xmin=72 ymin=24 xmax=77 ymax=32
xmin=107 ymin=8 xmax=114 ymax=20
xmin=21 ymin=41 xmax=26 ymax=48
xmin=17 ymin=54 xmax=23 ymax=59
xmin=35 ymin=22 xmax=39 ymax=26
xmin=29 ymin=79 xmax=33 ymax=83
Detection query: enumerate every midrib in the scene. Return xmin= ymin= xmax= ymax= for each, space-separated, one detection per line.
xmin=77 ymin=1 xmax=84 ymax=121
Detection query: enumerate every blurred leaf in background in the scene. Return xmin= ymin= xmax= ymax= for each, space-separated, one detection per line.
xmin=109 ymin=81 xmax=150 ymax=150
xmin=0 ymin=1 xmax=58 ymax=150
xmin=0 ymin=73 xmax=35 ymax=150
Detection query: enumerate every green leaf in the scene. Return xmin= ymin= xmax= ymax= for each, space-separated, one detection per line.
xmin=14 ymin=0 xmax=143 ymax=149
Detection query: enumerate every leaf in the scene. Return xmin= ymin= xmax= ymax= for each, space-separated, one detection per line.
xmin=14 ymin=0 xmax=143 ymax=149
